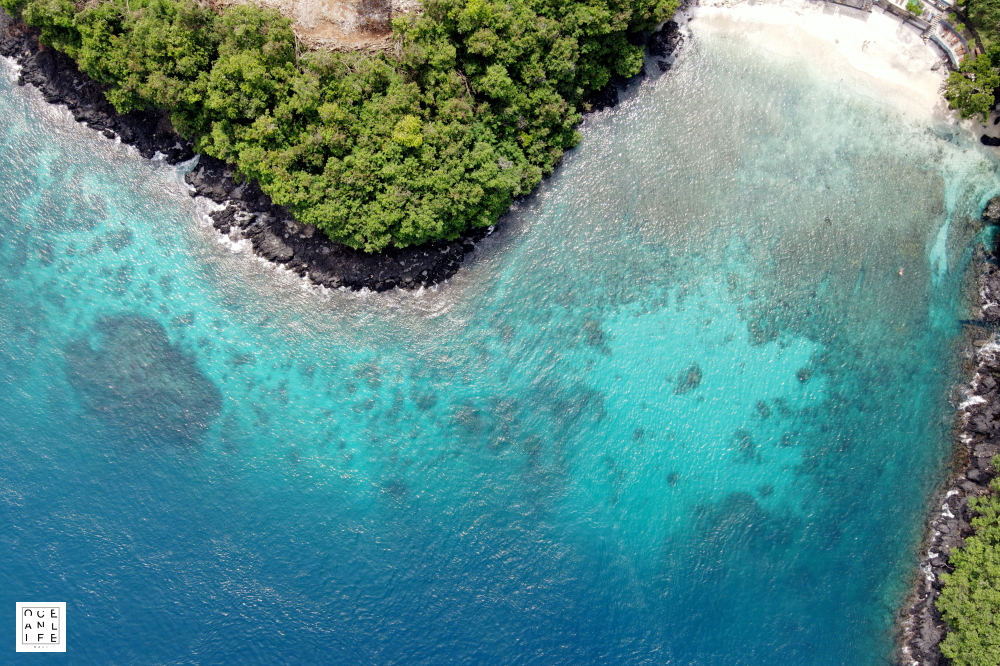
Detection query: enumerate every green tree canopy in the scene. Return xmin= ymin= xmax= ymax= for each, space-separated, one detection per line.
xmin=944 ymin=53 xmax=1000 ymax=123
xmin=937 ymin=466 xmax=1000 ymax=666
xmin=1 ymin=0 xmax=679 ymax=251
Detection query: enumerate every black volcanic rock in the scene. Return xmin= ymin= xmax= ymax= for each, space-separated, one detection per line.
xmin=901 ymin=243 xmax=1000 ymax=665
xmin=587 ymin=81 xmax=620 ymax=111
xmin=0 ymin=9 xmax=489 ymax=291
xmin=983 ymin=195 xmax=1000 ymax=224
xmin=188 ymin=157 xmax=487 ymax=291
xmin=649 ymin=21 xmax=683 ymax=58
xmin=0 ymin=11 xmax=193 ymax=163
xmin=0 ymin=8 xmax=688 ymax=292
xmin=586 ymin=19 xmax=685 ymax=111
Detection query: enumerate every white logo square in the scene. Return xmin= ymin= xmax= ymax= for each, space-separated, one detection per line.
xmin=15 ymin=602 xmax=66 ymax=653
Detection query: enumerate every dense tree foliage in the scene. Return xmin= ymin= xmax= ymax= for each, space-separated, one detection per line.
xmin=944 ymin=51 xmax=1000 ymax=123
xmin=0 ymin=0 xmax=677 ymax=251
xmin=945 ymin=0 xmax=1000 ymax=121
xmin=937 ymin=465 xmax=1000 ymax=666
xmin=967 ymin=0 xmax=1000 ymax=47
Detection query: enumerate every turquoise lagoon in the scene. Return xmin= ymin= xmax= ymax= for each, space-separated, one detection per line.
xmin=2 ymin=17 xmax=999 ymax=666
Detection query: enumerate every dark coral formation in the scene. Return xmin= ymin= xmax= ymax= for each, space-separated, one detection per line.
xmin=694 ymin=492 xmax=796 ymax=552
xmin=674 ymin=363 xmax=703 ymax=394
xmin=64 ymin=315 xmax=221 ymax=444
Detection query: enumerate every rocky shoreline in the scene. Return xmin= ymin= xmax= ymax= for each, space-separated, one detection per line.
xmin=0 ymin=8 xmax=683 ymax=291
xmin=899 ymin=202 xmax=1000 ymax=666
xmin=3 ymin=2 xmax=995 ymax=658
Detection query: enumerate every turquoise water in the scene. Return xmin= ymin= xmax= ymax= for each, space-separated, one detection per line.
xmin=2 ymin=22 xmax=999 ymax=665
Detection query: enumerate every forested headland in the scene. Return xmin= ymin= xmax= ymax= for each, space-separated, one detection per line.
xmin=0 ymin=0 xmax=677 ymax=251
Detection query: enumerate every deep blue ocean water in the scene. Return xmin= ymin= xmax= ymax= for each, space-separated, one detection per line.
xmin=3 ymin=20 xmax=1000 ymax=666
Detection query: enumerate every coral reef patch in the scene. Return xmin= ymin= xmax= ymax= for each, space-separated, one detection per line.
xmin=64 ymin=315 xmax=221 ymax=444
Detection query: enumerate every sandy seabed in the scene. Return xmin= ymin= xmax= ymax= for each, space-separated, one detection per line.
xmin=691 ymin=0 xmax=950 ymax=123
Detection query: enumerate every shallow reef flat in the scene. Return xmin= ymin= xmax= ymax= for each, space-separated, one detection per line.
xmin=0 ymin=2 xmax=998 ymax=665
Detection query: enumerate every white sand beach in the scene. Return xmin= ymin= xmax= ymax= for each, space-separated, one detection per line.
xmin=690 ymin=0 xmax=951 ymax=122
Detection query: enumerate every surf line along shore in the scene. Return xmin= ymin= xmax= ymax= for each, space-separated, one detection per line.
xmin=899 ymin=205 xmax=1000 ymax=666
xmin=689 ymin=1 xmax=1000 ymax=663
xmin=0 ymin=7 xmax=684 ymax=292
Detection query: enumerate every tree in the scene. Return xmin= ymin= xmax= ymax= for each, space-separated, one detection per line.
xmin=8 ymin=0 xmax=678 ymax=251
xmin=937 ymin=465 xmax=1000 ymax=666
xmin=74 ymin=0 xmax=219 ymax=114
xmin=944 ymin=54 xmax=1000 ymax=123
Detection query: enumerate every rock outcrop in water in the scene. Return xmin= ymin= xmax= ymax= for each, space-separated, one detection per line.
xmin=64 ymin=315 xmax=221 ymax=444
xmin=649 ymin=20 xmax=684 ymax=72
xmin=982 ymin=196 xmax=1000 ymax=225
xmin=900 ymin=199 xmax=1000 ymax=666
xmin=187 ymin=156 xmax=489 ymax=290
xmin=0 ymin=9 xmax=686 ymax=291
xmin=586 ymin=20 xmax=684 ymax=110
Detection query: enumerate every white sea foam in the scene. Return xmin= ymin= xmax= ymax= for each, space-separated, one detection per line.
xmin=0 ymin=55 xmax=20 ymax=83
xmin=192 ymin=196 xmax=225 ymax=224
xmin=959 ymin=394 xmax=988 ymax=409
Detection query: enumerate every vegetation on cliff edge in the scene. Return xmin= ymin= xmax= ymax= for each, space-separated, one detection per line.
xmin=0 ymin=0 xmax=677 ymax=251
xmin=945 ymin=0 xmax=1000 ymax=122
xmin=936 ymin=460 xmax=1000 ymax=666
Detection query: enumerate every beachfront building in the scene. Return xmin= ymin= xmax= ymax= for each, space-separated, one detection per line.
xmin=827 ymin=0 xmax=969 ymax=67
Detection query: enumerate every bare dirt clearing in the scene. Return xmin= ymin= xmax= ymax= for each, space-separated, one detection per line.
xmin=208 ymin=0 xmax=420 ymax=50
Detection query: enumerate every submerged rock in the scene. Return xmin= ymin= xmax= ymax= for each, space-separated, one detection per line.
xmin=674 ymin=363 xmax=703 ymax=394
xmin=982 ymin=194 xmax=1000 ymax=225
xmin=64 ymin=315 xmax=221 ymax=444
xmin=695 ymin=492 xmax=796 ymax=552
xmin=756 ymin=399 xmax=772 ymax=419
xmin=732 ymin=428 xmax=758 ymax=462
